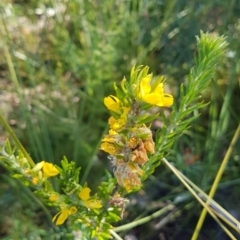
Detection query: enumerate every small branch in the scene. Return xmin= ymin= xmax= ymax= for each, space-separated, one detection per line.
xmin=114 ymin=204 xmax=175 ymax=232
xmin=109 ymin=230 xmax=124 ymax=240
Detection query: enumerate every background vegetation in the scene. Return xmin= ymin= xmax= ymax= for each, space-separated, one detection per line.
xmin=0 ymin=0 xmax=239 ymax=239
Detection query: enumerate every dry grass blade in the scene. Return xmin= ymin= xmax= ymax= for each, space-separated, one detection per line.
xmin=162 ymin=158 xmax=238 ymax=240
xmin=192 ymin=124 xmax=240 ymax=239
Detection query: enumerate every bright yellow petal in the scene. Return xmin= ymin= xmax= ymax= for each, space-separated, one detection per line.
xmin=108 ymin=116 xmax=117 ymax=127
xmin=153 ymin=82 xmax=164 ymax=95
xmin=52 ymin=210 xmax=69 ymax=225
xmin=52 ymin=207 xmax=77 ymax=225
xmin=101 ymin=135 xmax=116 ymax=143
xmin=104 ymin=96 xmax=121 ymax=113
xmin=138 ymin=77 xmax=151 ymax=99
xmin=163 ymin=94 xmax=174 ymax=107
xmin=112 ymin=119 xmax=126 ymax=131
xmin=142 ymin=92 xmax=173 ymax=107
xmin=56 ymin=209 xmax=69 ymax=225
xmin=120 ymin=107 xmax=130 ymax=120
xmin=109 ymin=129 xmax=118 ymax=135
xmin=100 ymin=142 xmax=117 ymax=155
xmin=85 ymin=200 xmax=102 ymax=209
xmin=42 ymin=162 xmax=59 ymax=177
xmin=142 ymin=93 xmax=163 ymax=105
xmin=79 ymin=187 xmax=91 ymax=201
xmin=141 ymin=77 xmax=151 ymax=93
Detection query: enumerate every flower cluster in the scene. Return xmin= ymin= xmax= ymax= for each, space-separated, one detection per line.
xmin=52 ymin=187 xmax=102 ymax=225
xmin=0 ymin=149 xmax=103 ymax=227
xmin=32 ymin=162 xmax=103 ymax=225
xmin=12 ymin=157 xmax=60 ymax=186
xmin=100 ymin=66 xmax=174 ymax=192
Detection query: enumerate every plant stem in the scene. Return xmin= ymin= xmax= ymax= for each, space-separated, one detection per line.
xmin=114 ymin=204 xmax=174 ymax=232
xmin=0 ymin=113 xmax=35 ymax=167
xmin=191 ymin=124 xmax=240 ymax=240
xmin=1 ymin=16 xmax=21 ymax=93
xmin=0 ymin=17 xmax=35 ymax=167
xmin=109 ymin=230 xmax=123 ymax=240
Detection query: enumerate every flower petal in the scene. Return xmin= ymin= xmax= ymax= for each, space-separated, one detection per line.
xmin=163 ymin=94 xmax=174 ymax=107
xmin=104 ymin=95 xmax=121 ymax=113
xmin=140 ymin=77 xmax=151 ymax=95
xmin=42 ymin=162 xmax=59 ymax=177
xmin=55 ymin=209 xmax=69 ymax=225
xmin=79 ymin=187 xmax=91 ymax=201
xmin=100 ymin=142 xmax=118 ymax=155
xmin=85 ymin=200 xmax=102 ymax=209
xmin=142 ymin=93 xmax=163 ymax=105
xmin=52 ymin=209 xmax=69 ymax=225
xmin=153 ymin=82 xmax=164 ymax=95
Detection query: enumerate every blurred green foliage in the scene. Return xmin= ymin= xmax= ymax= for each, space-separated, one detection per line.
xmin=0 ymin=0 xmax=240 ymax=239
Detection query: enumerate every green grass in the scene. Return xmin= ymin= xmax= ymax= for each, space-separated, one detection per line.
xmin=0 ymin=0 xmax=240 ymax=239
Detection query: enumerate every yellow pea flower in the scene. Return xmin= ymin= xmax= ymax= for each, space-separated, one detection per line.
xmin=108 ymin=116 xmax=126 ymax=131
xmin=104 ymin=95 xmax=121 ymax=113
xmin=52 ymin=206 xmax=77 ymax=225
xmin=107 ymin=107 xmax=130 ymax=132
xmin=137 ymin=77 xmax=174 ymax=107
xmin=100 ymin=142 xmax=118 ymax=155
xmin=79 ymin=187 xmax=102 ymax=209
xmin=49 ymin=193 xmax=59 ymax=202
xmin=42 ymin=162 xmax=59 ymax=177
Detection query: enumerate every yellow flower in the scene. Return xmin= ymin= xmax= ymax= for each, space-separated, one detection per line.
xmin=104 ymin=95 xmax=121 ymax=113
xmin=108 ymin=116 xmax=126 ymax=131
xmin=101 ymin=133 xmax=117 ymax=143
xmin=120 ymin=107 xmax=130 ymax=120
xmin=137 ymin=77 xmax=174 ymax=107
xmin=49 ymin=193 xmax=59 ymax=202
xmin=52 ymin=206 xmax=77 ymax=225
xmin=100 ymin=142 xmax=118 ymax=155
xmin=42 ymin=162 xmax=59 ymax=177
xmin=109 ymin=128 xmax=118 ymax=135
xmin=32 ymin=177 xmax=39 ymax=185
xmin=107 ymin=107 xmax=130 ymax=132
xmin=79 ymin=187 xmax=102 ymax=209
xmin=108 ymin=116 xmax=117 ymax=127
